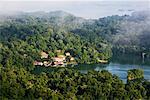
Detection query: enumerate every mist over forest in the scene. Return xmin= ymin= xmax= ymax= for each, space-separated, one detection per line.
xmin=0 ymin=7 xmax=150 ymax=100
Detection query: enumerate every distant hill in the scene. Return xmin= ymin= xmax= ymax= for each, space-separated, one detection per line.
xmin=0 ymin=10 xmax=112 ymax=68
xmin=0 ymin=10 xmax=150 ymax=56
xmin=0 ymin=11 xmax=87 ymax=31
xmin=112 ymin=10 xmax=150 ymax=54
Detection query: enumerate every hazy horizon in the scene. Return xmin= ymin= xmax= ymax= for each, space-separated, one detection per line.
xmin=0 ymin=0 xmax=149 ymax=19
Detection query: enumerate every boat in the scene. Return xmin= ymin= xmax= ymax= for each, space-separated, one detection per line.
xmin=98 ymin=59 xmax=108 ymax=64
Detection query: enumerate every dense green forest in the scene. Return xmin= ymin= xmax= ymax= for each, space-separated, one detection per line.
xmin=1 ymin=67 xmax=150 ymax=99
xmin=0 ymin=11 xmax=150 ymax=99
xmin=1 ymin=11 xmax=150 ymax=69
xmin=0 ymin=11 xmax=113 ymax=71
xmin=72 ymin=11 xmax=150 ymax=57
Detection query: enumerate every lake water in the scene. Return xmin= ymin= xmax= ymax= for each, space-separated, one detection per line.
xmin=74 ymin=63 xmax=150 ymax=82
xmin=33 ymin=54 xmax=150 ymax=82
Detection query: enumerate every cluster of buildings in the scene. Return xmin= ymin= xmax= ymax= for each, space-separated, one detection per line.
xmin=33 ymin=51 xmax=76 ymax=67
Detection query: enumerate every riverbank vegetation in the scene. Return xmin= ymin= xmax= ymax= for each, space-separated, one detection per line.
xmin=0 ymin=13 xmax=112 ymax=69
xmin=0 ymin=67 xmax=150 ymax=99
xmin=0 ymin=11 xmax=150 ymax=70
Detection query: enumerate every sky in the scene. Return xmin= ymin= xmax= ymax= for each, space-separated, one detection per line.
xmin=0 ymin=0 xmax=149 ymax=19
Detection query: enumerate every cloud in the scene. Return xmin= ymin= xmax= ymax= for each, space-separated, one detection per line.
xmin=0 ymin=0 xmax=149 ymax=19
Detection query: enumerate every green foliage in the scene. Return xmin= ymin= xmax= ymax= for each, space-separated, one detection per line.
xmin=0 ymin=18 xmax=112 ymax=68
xmin=0 ymin=67 xmax=150 ymax=99
xmin=0 ymin=11 xmax=150 ymax=100
xmin=127 ymin=69 xmax=144 ymax=81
